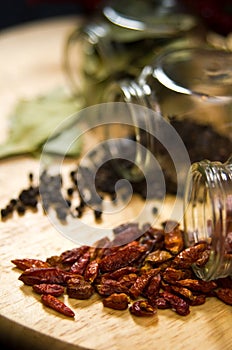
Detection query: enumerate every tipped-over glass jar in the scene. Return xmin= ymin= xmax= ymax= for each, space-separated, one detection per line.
xmin=64 ymin=0 xmax=202 ymax=105
xmin=105 ymin=45 xmax=232 ymax=194
xmin=184 ymin=156 xmax=232 ymax=281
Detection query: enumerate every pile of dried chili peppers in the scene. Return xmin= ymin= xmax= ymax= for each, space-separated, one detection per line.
xmin=12 ymin=221 xmax=232 ymax=319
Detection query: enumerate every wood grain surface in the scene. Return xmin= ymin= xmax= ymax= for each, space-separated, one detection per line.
xmin=0 ymin=17 xmax=231 ymax=350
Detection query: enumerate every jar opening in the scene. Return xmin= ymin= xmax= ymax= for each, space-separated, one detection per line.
xmin=184 ymin=160 xmax=232 ymax=280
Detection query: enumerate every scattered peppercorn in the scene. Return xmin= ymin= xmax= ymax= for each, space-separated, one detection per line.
xmin=1 ymin=119 xmax=231 ymax=222
xmin=67 ymin=187 xmax=74 ymax=196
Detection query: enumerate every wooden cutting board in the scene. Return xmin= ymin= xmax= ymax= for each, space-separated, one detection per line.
xmin=0 ymin=18 xmax=231 ymax=350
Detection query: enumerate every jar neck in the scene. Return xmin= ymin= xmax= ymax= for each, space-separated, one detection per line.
xmin=107 ymin=76 xmax=160 ymax=111
xmin=184 ymin=157 xmax=232 ymax=280
xmin=104 ymin=80 xmax=159 ymax=181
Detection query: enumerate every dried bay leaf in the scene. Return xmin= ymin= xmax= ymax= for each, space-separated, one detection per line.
xmin=0 ymin=88 xmax=83 ymax=159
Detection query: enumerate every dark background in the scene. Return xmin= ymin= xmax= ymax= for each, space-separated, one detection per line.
xmin=0 ymin=0 xmax=232 ymax=34
xmin=0 ymin=0 xmax=104 ymax=30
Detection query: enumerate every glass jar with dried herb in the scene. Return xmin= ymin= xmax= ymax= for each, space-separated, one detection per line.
xmin=105 ymin=45 xmax=232 ymax=194
xmin=183 ymin=156 xmax=232 ymax=281
xmin=64 ymin=0 xmax=201 ymax=105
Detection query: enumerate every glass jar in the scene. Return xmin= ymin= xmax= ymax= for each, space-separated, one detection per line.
xmin=64 ymin=0 xmax=201 ymax=105
xmin=183 ymin=156 xmax=232 ymax=280
xmin=105 ymin=45 xmax=232 ymax=194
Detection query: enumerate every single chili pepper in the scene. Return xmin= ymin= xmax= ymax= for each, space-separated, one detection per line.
xmin=96 ymin=278 xmax=129 ymax=297
xmin=144 ymin=273 xmax=161 ymax=300
xmin=67 ymin=277 xmax=94 ymax=299
xmin=172 ymin=242 xmax=208 ymax=269
xmin=161 ymin=291 xmax=190 ymax=316
xmin=45 ymin=255 xmax=70 ymax=271
xmin=215 ymin=288 xmax=232 ymax=305
xmin=70 ymin=251 xmax=90 ymax=275
xmin=102 ymin=293 xmax=130 ymax=310
xmin=162 ymin=267 xmax=192 ymax=284
xmin=176 ymin=279 xmax=217 ymax=293
xmin=129 ymin=269 xmax=160 ymax=299
xmin=84 ymin=259 xmax=100 ymax=283
xmin=41 ymin=294 xmax=75 ymax=318
xmin=101 ymin=266 xmax=138 ymax=281
xmin=145 ymin=249 xmax=173 ymax=264
xmin=18 ymin=267 xmax=67 ymax=286
xmin=129 ymin=300 xmax=157 ymax=317
xmin=99 ymin=244 xmax=147 ymax=272
xmin=164 ymin=222 xmax=184 ymax=255
xmin=11 ymin=258 xmax=50 ymax=271
xmin=168 ymin=285 xmax=195 ymax=301
xmin=195 ymin=249 xmax=211 ymax=267
xmin=118 ymin=273 xmax=138 ymax=288
xmin=154 ymin=296 xmax=170 ymax=309
xmin=60 ymin=245 xmax=89 ymax=264
xmin=188 ymin=295 xmax=206 ymax=306
xmin=33 ymin=284 xmax=64 ymax=297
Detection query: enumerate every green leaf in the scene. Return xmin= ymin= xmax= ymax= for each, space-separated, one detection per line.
xmin=0 ymin=88 xmax=83 ymax=159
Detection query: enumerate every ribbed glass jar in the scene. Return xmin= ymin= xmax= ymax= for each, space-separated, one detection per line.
xmin=183 ymin=156 xmax=232 ymax=280
xmin=105 ymin=46 xmax=232 ymax=193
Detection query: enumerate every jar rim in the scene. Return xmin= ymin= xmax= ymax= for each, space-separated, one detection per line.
xmin=103 ymin=0 xmax=197 ymax=36
xmin=153 ymin=46 xmax=232 ymax=99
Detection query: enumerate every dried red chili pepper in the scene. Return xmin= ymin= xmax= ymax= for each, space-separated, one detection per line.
xmin=11 ymin=258 xmax=50 ymax=271
xmin=129 ymin=300 xmax=157 ymax=317
xmin=162 ymin=267 xmax=192 ymax=284
xmin=70 ymin=251 xmax=90 ymax=275
xmin=188 ymin=295 xmax=206 ymax=306
xmin=145 ymin=250 xmax=173 ymax=265
xmin=195 ymin=249 xmax=211 ymax=267
xmin=18 ymin=267 xmax=67 ymax=286
xmin=60 ymin=245 xmax=89 ymax=264
xmin=46 ymin=255 xmax=69 ymax=270
xmin=176 ymin=279 xmax=217 ymax=293
xmin=102 ymin=266 xmax=138 ymax=280
xmin=163 ymin=221 xmax=184 ymax=255
xmin=46 ymin=255 xmax=61 ymax=266
xmin=102 ymin=293 xmax=129 ymax=310
xmin=84 ymin=259 xmax=100 ymax=283
xmin=99 ymin=243 xmax=146 ymax=272
xmin=129 ymin=269 xmax=160 ymax=299
xmin=172 ymin=242 xmax=208 ymax=269
xmin=161 ymin=291 xmax=190 ymax=316
xmin=32 ymin=284 xmax=64 ymax=297
xmin=41 ymin=294 xmax=75 ymax=318
xmin=144 ymin=273 xmax=161 ymax=301
xmin=215 ymin=288 xmax=232 ymax=305
xmin=96 ymin=278 xmax=129 ymax=297
xmin=12 ymin=220 xmax=232 ymax=322
xmin=67 ymin=277 xmax=94 ymax=299
xmin=118 ymin=273 xmax=138 ymax=288
xmin=155 ymin=260 xmax=173 ymax=271
xmin=154 ymin=296 xmax=170 ymax=309
xmin=111 ymin=222 xmax=142 ymax=246
xmin=168 ymin=285 xmax=195 ymax=301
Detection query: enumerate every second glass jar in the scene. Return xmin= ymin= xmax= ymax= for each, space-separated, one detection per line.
xmin=105 ymin=45 xmax=232 ymax=194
